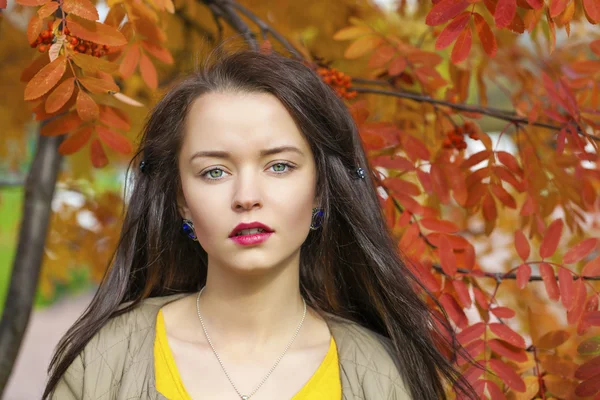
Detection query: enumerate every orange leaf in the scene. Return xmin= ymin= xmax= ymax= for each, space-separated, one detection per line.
xmin=558 ymin=267 xmax=575 ymax=310
xmin=332 ymin=25 xmax=372 ymax=41
xmin=539 ymin=219 xmax=563 ymax=259
xmin=567 ymin=279 xmax=586 ymax=324
xmin=90 ymin=139 xmax=108 ymax=168
xmin=482 ymin=192 xmax=497 ymax=220
xmin=344 ymin=35 xmax=383 ymax=59
xmin=525 ymin=0 xmax=543 ymax=8
xmin=496 ymin=151 xmax=521 ymax=175
xmin=516 ymin=263 xmax=531 ymax=289
xmin=368 ymin=45 xmax=395 ymax=69
xmin=489 ymin=322 xmax=526 ymax=348
xmin=453 ymin=279 xmax=472 ymax=308
xmin=431 ymin=163 xmax=450 ymax=204
xmin=402 ymin=134 xmax=430 ymax=160
xmin=473 ymin=287 xmax=489 ymax=310
xmin=582 ymin=256 xmax=600 ymax=278
xmin=563 ymin=238 xmax=598 ymax=264
xmin=584 ymin=311 xmax=600 ymax=326
xmin=62 ymin=0 xmax=98 ymax=20
xmin=435 ymin=11 xmax=470 ymax=50
xmin=76 ymin=90 xmax=99 ymax=122
xmin=537 ymin=329 xmax=570 ymax=349
xmin=120 ymin=43 xmax=141 ymax=79
xmin=27 ymin=14 xmax=43 ymax=44
xmin=514 ymin=230 xmax=530 ymax=262
xmin=388 ymin=56 xmax=407 ymax=76
xmin=420 ymin=218 xmax=459 ymax=234
xmin=79 ymin=76 xmax=119 ymax=94
xmin=540 ymin=262 xmax=560 ymax=301
xmin=439 ymin=293 xmax=468 ymax=328
xmin=58 ymin=126 xmax=93 ymax=155
xmin=485 ymin=380 xmax=508 ymax=400
xmin=490 ymin=184 xmax=516 ymax=209
xmin=67 ymin=16 xmax=127 ymax=46
xmin=24 ymin=55 xmax=67 ymax=101
xmin=16 ymin=0 xmax=48 ymax=5
xmin=45 ymin=78 xmax=75 ymax=113
xmin=495 ymin=0 xmax=517 ymax=28
xmin=72 ymin=53 xmax=118 ymax=74
xmin=591 ymin=40 xmax=600 ymax=57
xmin=40 ymin=111 xmax=82 ymax=136
xmin=584 ymin=0 xmax=600 ymax=23
xmin=457 ymin=339 xmax=485 ymax=366
xmin=439 ymin=235 xmax=457 ymax=276
xmin=37 ymin=2 xmax=58 ymax=18
xmin=473 ymin=13 xmax=497 ymax=57
xmin=457 ymin=322 xmax=485 ymax=344
xmin=139 ymin=52 xmax=158 ymax=89
xmin=99 ymin=106 xmax=131 ymax=131
xmin=550 ymin=0 xmax=568 ymax=17
xmin=141 ymin=41 xmax=174 ymax=64
xmin=488 ymin=339 xmax=527 ymax=362
xmin=461 ymin=149 xmax=491 ymax=169
xmin=96 ymin=125 xmax=133 ymax=154
xmin=425 ymin=0 xmax=469 ymax=26
xmin=488 ymin=359 xmax=526 ymax=391
xmin=384 ymin=178 xmax=421 ymax=197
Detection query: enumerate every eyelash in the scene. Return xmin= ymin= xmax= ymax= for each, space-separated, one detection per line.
xmin=200 ymin=162 xmax=297 ymax=181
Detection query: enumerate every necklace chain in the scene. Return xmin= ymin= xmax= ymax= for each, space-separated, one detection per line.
xmin=196 ymin=287 xmax=307 ymax=400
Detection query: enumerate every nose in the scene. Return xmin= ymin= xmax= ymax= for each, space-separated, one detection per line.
xmin=231 ymin=170 xmax=263 ymax=211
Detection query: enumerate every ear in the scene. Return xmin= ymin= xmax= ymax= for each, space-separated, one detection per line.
xmin=176 ymin=189 xmax=192 ymax=220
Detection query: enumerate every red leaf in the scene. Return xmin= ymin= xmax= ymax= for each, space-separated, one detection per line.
xmin=489 ymin=358 xmax=526 ymax=391
xmin=384 ymin=178 xmax=421 ymax=196
xmin=453 ymin=279 xmax=472 ymax=308
xmin=473 ymin=287 xmax=490 ymax=310
xmin=488 ymin=339 xmax=528 ymax=362
xmin=514 ymin=230 xmax=530 ymax=261
xmin=583 ymin=256 xmax=600 ymax=278
xmin=564 ymin=238 xmax=598 ymax=264
xmin=15 ymin=0 xmax=48 ymax=5
xmin=584 ymin=311 xmax=600 ymax=326
xmin=45 ymin=77 xmax=75 ymax=114
xmin=40 ymin=111 xmax=82 ymax=136
xmin=451 ymin=26 xmax=472 ymax=63
xmin=482 ymin=192 xmax=497 ymax=221
xmin=495 ymin=0 xmax=517 ymax=28
xmin=473 ymin=13 xmax=497 ymax=57
xmin=402 ymin=134 xmax=430 ymax=161
xmin=90 ymin=139 xmax=109 ymax=168
xmin=525 ymin=0 xmax=543 ymax=9
xmin=439 ymin=235 xmax=457 ymax=276
xmin=24 ymin=55 xmax=67 ymax=101
xmin=575 ymin=355 xmax=600 ymax=380
xmin=491 ymin=306 xmax=516 ymax=319
xmin=490 ymin=184 xmax=516 ymax=209
xmin=435 ymin=11 xmax=470 ymax=50
xmin=461 ymin=149 xmax=492 ymax=169
xmin=388 ymin=56 xmax=407 ymax=76
xmin=425 ymin=0 xmax=470 ymax=26
xmin=96 ymin=125 xmax=133 ymax=154
xmin=516 ymin=264 xmax=531 ymax=289
xmin=550 ymin=0 xmax=568 ymax=17
xmin=58 ymin=126 xmax=93 ymax=155
xmin=575 ymin=373 xmax=600 ymax=397
xmin=489 ymin=322 xmax=526 ymax=348
xmin=485 ymin=380 xmax=508 ymax=400
xmin=584 ymin=0 xmax=600 ymax=23
xmin=457 ymin=322 xmax=486 ymax=344
xmin=591 ymin=40 xmax=600 ymax=57
xmin=496 ymin=151 xmax=521 ymax=176
xmin=558 ymin=267 xmax=575 ymax=310
xmin=420 ymin=218 xmax=460 ymax=233
xmin=540 ymin=262 xmax=560 ymax=301
xmin=439 ymin=293 xmax=468 ymax=328
xmin=539 ymin=219 xmax=563 ymax=259
xmin=457 ymin=339 xmax=485 ymax=366
xmin=462 ymin=361 xmax=486 ymax=384
xmin=567 ymin=279 xmax=587 ymax=324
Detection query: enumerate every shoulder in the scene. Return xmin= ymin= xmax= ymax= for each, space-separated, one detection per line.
xmin=325 ymin=314 xmax=412 ymax=399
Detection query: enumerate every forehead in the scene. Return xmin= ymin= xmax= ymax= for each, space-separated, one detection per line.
xmin=182 ymin=91 xmax=309 ymax=155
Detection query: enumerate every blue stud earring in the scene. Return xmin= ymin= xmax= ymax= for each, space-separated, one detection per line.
xmin=182 ymin=219 xmax=198 ymax=241
xmin=309 ymin=207 xmax=324 ymax=230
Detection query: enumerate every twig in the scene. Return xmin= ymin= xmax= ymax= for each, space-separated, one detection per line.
xmin=432 ymin=265 xmax=600 ymax=281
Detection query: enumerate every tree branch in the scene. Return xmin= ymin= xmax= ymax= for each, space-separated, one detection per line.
xmin=0 ymin=132 xmax=64 ymax=394
xmin=432 ymin=265 xmax=600 ymax=282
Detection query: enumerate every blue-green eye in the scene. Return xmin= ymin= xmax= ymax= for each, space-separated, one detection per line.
xmin=200 ymin=162 xmax=296 ymax=181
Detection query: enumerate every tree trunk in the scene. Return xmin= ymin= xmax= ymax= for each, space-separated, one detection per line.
xmin=0 ymin=133 xmax=63 ymax=396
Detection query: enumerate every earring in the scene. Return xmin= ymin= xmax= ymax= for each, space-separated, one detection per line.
xmin=182 ymin=219 xmax=198 ymax=241
xmin=309 ymin=207 xmax=324 ymax=230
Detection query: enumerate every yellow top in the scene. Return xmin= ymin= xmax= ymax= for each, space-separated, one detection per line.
xmin=154 ymin=309 xmax=342 ymax=400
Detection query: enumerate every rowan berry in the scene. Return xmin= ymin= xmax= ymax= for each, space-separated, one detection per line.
xmin=64 ymin=27 xmax=70 ymax=35
xmin=76 ymin=44 xmax=87 ymax=52
xmin=38 ymin=45 xmax=47 ymax=53
xmin=70 ymin=37 xmax=79 ymax=45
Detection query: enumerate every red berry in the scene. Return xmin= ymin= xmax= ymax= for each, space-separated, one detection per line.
xmin=76 ymin=44 xmax=86 ymax=52
xmin=70 ymin=37 xmax=78 ymax=45
xmin=38 ymin=45 xmax=47 ymax=52
xmin=64 ymin=27 xmax=70 ymax=35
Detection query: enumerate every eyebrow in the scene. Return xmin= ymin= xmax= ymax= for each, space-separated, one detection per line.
xmin=189 ymin=145 xmax=305 ymax=162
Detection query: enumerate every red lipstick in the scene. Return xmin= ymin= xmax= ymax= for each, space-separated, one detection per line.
xmin=229 ymin=221 xmax=274 ymax=246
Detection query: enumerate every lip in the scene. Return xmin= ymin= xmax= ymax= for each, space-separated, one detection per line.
xmin=230 ymin=231 xmax=273 ymax=246
xmin=229 ymin=221 xmax=274 ymax=238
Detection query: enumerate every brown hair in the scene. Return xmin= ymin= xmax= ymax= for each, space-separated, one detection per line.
xmin=44 ymin=48 xmax=477 ymax=399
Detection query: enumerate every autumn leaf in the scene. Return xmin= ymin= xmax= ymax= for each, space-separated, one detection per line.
xmin=439 ymin=293 xmax=468 ymax=328
xmin=119 ymin=43 xmax=141 ymax=79
xmin=99 ymin=106 xmax=131 ymax=131
xmin=368 ymin=45 xmax=396 ymax=68
xmin=90 ymin=139 xmax=109 ymax=168
xmin=425 ymin=0 xmax=469 ymax=26
xmin=578 ymin=336 xmax=600 ymax=356
xmin=139 ymin=52 xmax=158 ymax=89
xmin=58 ymin=126 xmax=93 ymax=155
xmin=491 ymin=306 xmax=516 ymax=319
xmin=582 ymin=256 xmax=600 ymax=277
xmin=439 ymin=235 xmax=457 ymax=276
xmin=488 ymin=339 xmax=527 ymax=362
xmin=558 ymin=267 xmax=575 ymax=310
xmin=62 ymin=0 xmax=99 ymax=20
xmin=344 ymin=35 xmax=383 ymax=59
xmin=563 ymin=238 xmax=598 ymax=264
xmin=488 ymin=358 xmax=526 ymax=391
xmin=67 ymin=16 xmax=127 ymax=46
xmin=514 ymin=231 xmax=531 ymax=263
xmin=539 ymin=218 xmax=563 ymax=258
xmin=457 ymin=322 xmax=485 ymax=344
xmin=540 ymin=262 xmax=560 ymax=301
xmin=333 ymin=25 xmax=372 ymax=40
xmin=420 ymin=218 xmax=460 ymax=234
xmin=96 ymin=126 xmax=133 ymax=154
xmin=537 ymin=329 xmax=570 ymax=349
xmin=71 ymin=53 xmax=119 ymax=74
xmin=495 ymin=0 xmax=517 ymax=28
xmin=27 ymin=14 xmax=43 ymax=44
xmin=15 ymin=0 xmax=49 ymax=5
xmin=45 ymin=78 xmax=75 ymax=114
xmin=584 ymin=0 xmax=600 ymax=23
xmin=79 ymin=76 xmax=119 ymax=94
xmin=473 ymin=13 xmax=497 ymax=57
xmin=452 ymin=279 xmax=472 ymax=308
xmin=76 ymin=89 xmax=100 ymax=122
xmin=140 ymin=41 xmax=174 ymax=64
xmin=489 ymin=322 xmax=526 ymax=348
xmin=516 ymin=264 xmax=531 ymax=289
xmin=388 ymin=56 xmax=407 ymax=76
xmin=40 ymin=111 xmax=82 ymax=136
xmin=24 ymin=55 xmax=67 ymax=101
xmin=435 ymin=11 xmax=470 ymax=50
xmin=37 ymin=2 xmax=58 ymax=18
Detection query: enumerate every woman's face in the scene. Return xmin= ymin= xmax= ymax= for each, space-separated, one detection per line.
xmin=178 ymin=91 xmax=318 ymax=275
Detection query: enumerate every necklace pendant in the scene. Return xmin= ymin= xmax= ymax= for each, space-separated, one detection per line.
xmin=241 ymin=396 xmax=249 ymax=400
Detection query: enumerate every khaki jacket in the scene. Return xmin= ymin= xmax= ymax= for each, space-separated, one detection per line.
xmin=52 ymin=294 xmax=411 ymax=399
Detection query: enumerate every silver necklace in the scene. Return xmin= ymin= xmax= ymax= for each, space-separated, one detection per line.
xmin=196 ymin=287 xmax=307 ymax=400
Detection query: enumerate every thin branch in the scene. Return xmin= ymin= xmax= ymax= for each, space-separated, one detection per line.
xmin=203 ymin=0 xmax=259 ymax=51
xmin=432 ymin=265 xmax=600 ymax=282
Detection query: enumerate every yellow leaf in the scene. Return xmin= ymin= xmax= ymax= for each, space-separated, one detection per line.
xmin=71 ymin=52 xmax=118 ymax=74
xmin=79 ymin=76 xmax=119 ymax=94
xmin=344 ymin=35 xmax=382 ymax=60
xmin=333 ymin=25 xmax=372 ymax=41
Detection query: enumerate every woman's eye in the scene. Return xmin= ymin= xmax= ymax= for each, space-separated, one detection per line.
xmin=200 ymin=162 xmax=296 ymax=181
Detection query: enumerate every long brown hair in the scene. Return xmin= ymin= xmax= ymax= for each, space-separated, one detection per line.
xmin=44 ymin=48 xmax=477 ymax=399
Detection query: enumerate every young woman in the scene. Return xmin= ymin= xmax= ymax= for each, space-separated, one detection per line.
xmin=44 ymin=49 xmax=476 ymax=400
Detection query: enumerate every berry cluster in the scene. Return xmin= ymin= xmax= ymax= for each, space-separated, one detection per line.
xmin=442 ymin=121 xmax=480 ymax=150
xmin=30 ymin=24 xmax=110 ymax=57
xmin=316 ymin=67 xmax=357 ymax=100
